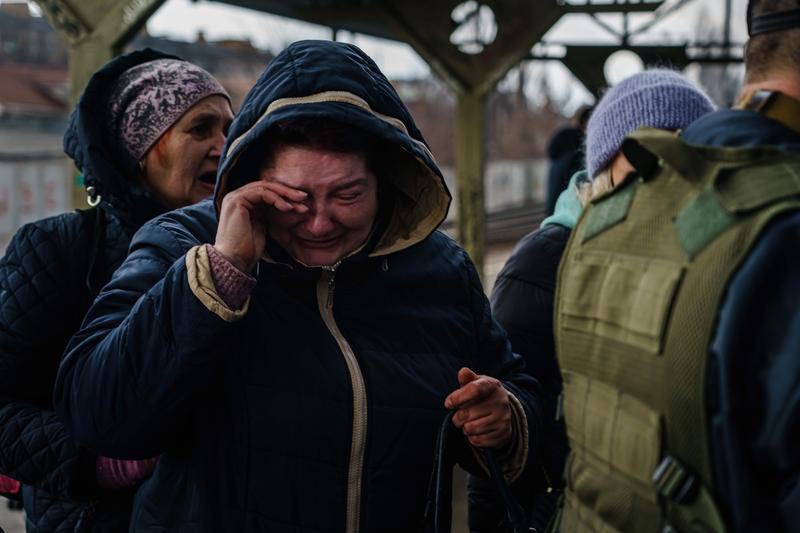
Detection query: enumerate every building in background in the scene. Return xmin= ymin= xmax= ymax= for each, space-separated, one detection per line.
xmin=0 ymin=4 xmax=71 ymax=250
xmin=0 ymin=1 xmax=66 ymax=66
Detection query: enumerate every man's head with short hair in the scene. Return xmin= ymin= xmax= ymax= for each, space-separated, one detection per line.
xmin=745 ymin=0 xmax=800 ymax=84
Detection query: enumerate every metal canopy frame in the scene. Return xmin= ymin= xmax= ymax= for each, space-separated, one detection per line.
xmin=533 ymin=0 xmax=743 ymax=96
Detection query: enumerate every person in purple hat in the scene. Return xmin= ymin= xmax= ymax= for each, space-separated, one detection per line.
xmin=584 ymin=68 xmax=716 ymax=191
xmin=0 ymin=49 xmax=232 ymax=532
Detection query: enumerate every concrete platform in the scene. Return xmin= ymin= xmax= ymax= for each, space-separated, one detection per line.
xmin=0 ymin=500 xmax=24 ymax=533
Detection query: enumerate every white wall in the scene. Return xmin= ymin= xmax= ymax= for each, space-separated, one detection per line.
xmin=441 ymin=158 xmax=547 ymax=221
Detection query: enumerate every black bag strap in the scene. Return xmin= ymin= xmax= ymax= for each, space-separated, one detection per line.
xmin=77 ymin=207 xmax=106 ymax=296
xmin=481 ymin=448 xmax=532 ymax=532
xmin=424 ymin=411 xmax=534 ymax=533
xmin=425 ymin=411 xmax=455 ymax=533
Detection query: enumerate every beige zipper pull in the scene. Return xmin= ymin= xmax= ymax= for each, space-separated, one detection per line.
xmin=327 ymin=274 xmax=335 ymax=308
xmin=322 ymin=262 xmax=341 ymax=309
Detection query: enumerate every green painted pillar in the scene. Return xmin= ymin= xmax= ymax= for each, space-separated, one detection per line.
xmin=68 ymin=39 xmax=116 ymax=105
xmin=68 ymin=39 xmax=117 ymax=208
xmin=455 ymin=91 xmax=487 ymax=278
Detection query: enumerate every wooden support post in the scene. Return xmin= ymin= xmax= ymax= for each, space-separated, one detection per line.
xmin=455 ymin=91 xmax=487 ymax=278
xmin=68 ymin=40 xmax=115 ymax=105
xmin=67 ymin=39 xmax=117 ymax=209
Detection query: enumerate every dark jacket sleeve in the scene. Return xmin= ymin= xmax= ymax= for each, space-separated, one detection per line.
xmin=490 ymin=225 xmax=570 ymax=402
xmin=0 ymin=221 xmax=97 ymax=498
xmin=54 ymin=220 xmax=240 ymax=460
xmin=707 ymin=211 xmax=800 ymax=531
xmin=455 ymin=246 xmax=544 ymax=480
xmin=469 ymin=224 xmax=571 ymax=532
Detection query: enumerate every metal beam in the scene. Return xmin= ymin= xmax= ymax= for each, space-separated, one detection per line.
xmin=382 ymin=4 xmax=470 ymax=93
xmin=530 ymin=44 xmax=692 ymax=96
xmin=559 ymin=0 xmax=665 ymax=13
xmin=530 ymin=42 xmax=743 ymax=96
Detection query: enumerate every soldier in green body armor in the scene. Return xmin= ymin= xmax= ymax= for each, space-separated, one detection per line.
xmin=554 ymin=1 xmax=800 ymax=531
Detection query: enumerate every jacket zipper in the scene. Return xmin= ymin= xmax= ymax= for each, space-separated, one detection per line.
xmin=317 ymin=265 xmax=367 ymax=533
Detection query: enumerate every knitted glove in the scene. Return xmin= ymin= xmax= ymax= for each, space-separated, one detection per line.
xmin=0 ymin=474 xmax=20 ymax=495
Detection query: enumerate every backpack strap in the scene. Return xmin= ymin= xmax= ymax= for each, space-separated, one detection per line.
xmin=622 ymin=128 xmax=712 ymax=182
xmin=622 ymin=127 xmax=791 ymax=187
xmin=652 ymin=455 xmax=727 ymax=533
xmin=738 ymin=90 xmax=800 ymax=134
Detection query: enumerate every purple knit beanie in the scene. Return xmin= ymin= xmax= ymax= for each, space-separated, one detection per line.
xmin=106 ymin=59 xmax=230 ymax=174
xmin=585 ymin=69 xmax=715 ymax=178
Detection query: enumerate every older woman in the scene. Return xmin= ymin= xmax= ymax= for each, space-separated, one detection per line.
xmin=0 ymin=49 xmax=232 ymax=532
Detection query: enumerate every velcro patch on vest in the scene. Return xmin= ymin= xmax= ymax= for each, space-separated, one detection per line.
xmin=675 ymin=189 xmax=736 ymax=259
xmin=581 ymin=181 xmax=637 ymax=243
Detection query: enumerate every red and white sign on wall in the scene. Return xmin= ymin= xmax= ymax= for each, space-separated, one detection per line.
xmin=0 ymin=160 xmax=71 ymax=252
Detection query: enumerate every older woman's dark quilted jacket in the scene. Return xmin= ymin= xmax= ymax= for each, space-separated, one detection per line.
xmin=0 ymin=49 xmax=174 ymax=532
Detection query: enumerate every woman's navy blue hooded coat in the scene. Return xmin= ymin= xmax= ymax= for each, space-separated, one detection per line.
xmin=0 ymin=49 xmax=175 ymax=532
xmin=55 ymin=41 xmax=541 ymax=533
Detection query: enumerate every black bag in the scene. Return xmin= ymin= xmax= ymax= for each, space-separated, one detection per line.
xmin=424 ymin=411 xmax=534 ymax=533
